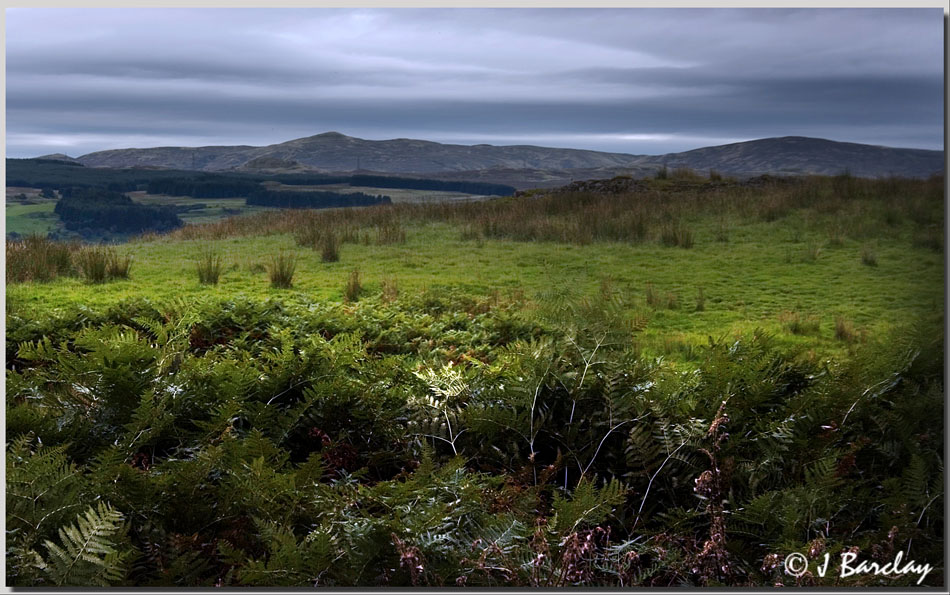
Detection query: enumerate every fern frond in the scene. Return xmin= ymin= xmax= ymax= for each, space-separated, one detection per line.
xmin=42 ymin=502 xmax=127 ymax=586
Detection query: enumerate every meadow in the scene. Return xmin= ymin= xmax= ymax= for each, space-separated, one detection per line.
xmin=5 ymin=172 xmax=945 ymax=586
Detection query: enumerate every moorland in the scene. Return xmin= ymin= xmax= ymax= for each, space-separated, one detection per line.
xmin=5 ymin=157 xmax=945 ymax=586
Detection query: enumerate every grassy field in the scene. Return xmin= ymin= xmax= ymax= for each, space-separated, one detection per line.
xmin=8 ymin=176 xmax=943 ymax=361
xmin=5 ymin=200 xmax=60 ymax=236
xmin=5 ymin=173 xmax=945 ymax=587
xmin=5 ymin=185 xmax=487 ymax=237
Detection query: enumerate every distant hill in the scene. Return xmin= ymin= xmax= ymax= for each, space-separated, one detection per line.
xmin=639 ymin=136 xmax=945 ymax=178
xmin=69 ymin=133 xmax=943 ymax=179
xmin=75 ymin=132 xmax=636 ymax=174
xmin=35 ymin=153 xmax=82 ymax=164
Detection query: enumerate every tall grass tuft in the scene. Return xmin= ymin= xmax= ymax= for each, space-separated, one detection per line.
xmin=834 ymin=315 xmax=858 ymax=343
xmin=780 ymin=311 xmax=820 ymax=335
xmin=344 ymin=269 xmax=362 ymax=302
xmin=381 ymin=276 xmax=399 ymax=302
xmin=376 ymin=220 xmax=407 ymax=245
xmin=912 ymin=228 xmax=943 ymax=252
xmin=659 ymin=222 xmax=694 ymax=248
xmin=197 ymin=250 xmax=223 ymax=285
xmin=75 ymin=246 xmax=112 ymax=283
xmin=861 ymin=245 xmax=878 ymax=267
xmin=6 ymin=235 xmax=76 ymax=283
xmin=321 ymin=232 xmax=341 ymax=262
xmin=268 ymin=253 xmax=297 ymax=288
xmin=107 ymin=251 xmax=133 ymax=280
xmin=645 ymin=283 xmax=660 ymax=308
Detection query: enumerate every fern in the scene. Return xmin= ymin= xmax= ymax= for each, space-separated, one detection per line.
xmin=552 ymin=478 xmax=626 ymax=533
xmin=42 ymin=502 xmax=128 ymax=586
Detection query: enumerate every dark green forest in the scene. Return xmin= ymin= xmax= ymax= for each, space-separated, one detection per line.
xmin=7 ymin=159 xmax=516 ymax=197
xmin=245 ymin=189 xmax=391 ymax=209
xmin=53 ymin=189 xmax=183 ymax=234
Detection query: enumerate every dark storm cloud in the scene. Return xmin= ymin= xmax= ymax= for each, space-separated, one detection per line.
xmin=5 ymin=7 xmax=944 ymax=157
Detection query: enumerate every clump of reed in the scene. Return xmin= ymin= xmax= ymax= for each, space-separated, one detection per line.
xmin=321 ymin=232 xmax=341 ymax=262
xmin=381 ymin=276 xmax=399 ymax=302
xmin=779 ymin=311 xmax=820 ymax=336
xmin=861 ymin=244 xmax=878 ymax=267
xmin=659 ymin=221 xmax=694 ymax=248
xmin=344 ymin=269 xmax=362 ymax=302
xmin=106 ymin=251 xmax=133 ymax=280
xmin=645 ymin=283 xmax=678 ymax=310
xmin=72 ymin=245 xmax=132 ymax=284
xmin=197 ymin=249 xmax=223 ymax=285
xmin=268 ymin=253 xmax=297 ymax=288
xmin=834 ymin=315 xmax=859 ymax=343
xmin=376 ymin=220 xmax=407 ymax=245
xmin=6 ymin=235 xmax=77 ymax=283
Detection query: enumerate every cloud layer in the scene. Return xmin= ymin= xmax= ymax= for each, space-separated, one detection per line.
xmin=5 ymin=7 xmax=944 ymax=157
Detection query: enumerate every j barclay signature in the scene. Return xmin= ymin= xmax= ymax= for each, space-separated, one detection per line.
xmin=783 ymin=551 xmax=933 ymax=585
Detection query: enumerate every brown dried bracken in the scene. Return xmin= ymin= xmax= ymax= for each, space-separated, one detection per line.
xmin=392 ymin=533 xmax=425 ymax=586
xmin=807 ymin=537 xmax=826 ymax=559
xmin=761 ymin=553 xmax=781 ymax=573
xmin=691 ymin=399 xmax=733 ymax=584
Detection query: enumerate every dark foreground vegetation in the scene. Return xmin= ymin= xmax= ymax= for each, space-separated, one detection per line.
xmin=6 ymin=293 xmax=943 ymax=587
xmin=5 ymin=172 xmax=945 ymax=587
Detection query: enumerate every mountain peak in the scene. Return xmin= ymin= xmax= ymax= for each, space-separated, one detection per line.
xmin=311 ymin=131 xmax=349 ymax=139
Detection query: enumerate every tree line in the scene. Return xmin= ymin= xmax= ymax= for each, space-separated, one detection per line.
xmin=245 ymin=189 xmax=391 ymax=209
xmin=54 ymin=189 xmax=183 ymax=234
xmin=8 ymin=158 xmax=516 ymax=198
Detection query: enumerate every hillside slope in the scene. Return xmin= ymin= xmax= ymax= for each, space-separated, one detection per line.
xmin=640 ymin=136 xmax=944 ymax=178
xmin=72 ymin=133 xmax=944 ymax=178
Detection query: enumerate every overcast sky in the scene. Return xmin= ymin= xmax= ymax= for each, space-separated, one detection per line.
xmin=5 ymin=7 xmax=945 ymax=158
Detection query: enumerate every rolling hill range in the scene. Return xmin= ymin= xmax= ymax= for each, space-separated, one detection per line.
xmin=642 ymin=136 xmax=945 ymax=178
xmin=53 ymin=133 xmax=944 ymax=180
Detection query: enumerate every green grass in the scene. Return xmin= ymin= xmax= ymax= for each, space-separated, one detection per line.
xmin=8 ymin=208 xmax=942 ymax=360
xmin=126 ymin=192 xmax=271 ymax=225
xmin=5 ymin=175 xmax=944 ymax=587
xmin=6 ymin=200 xmax=61 ymax=236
